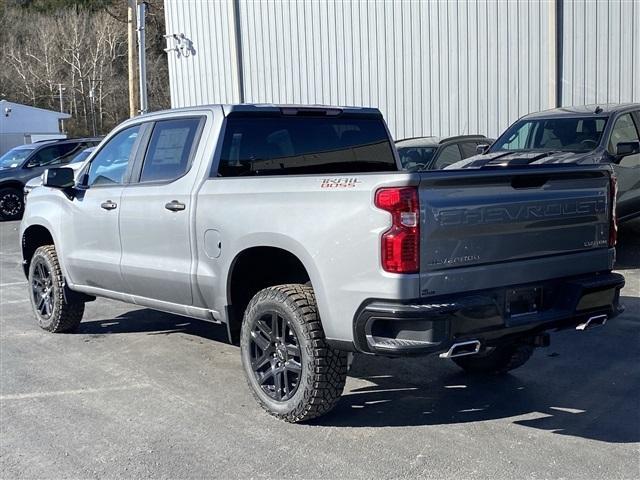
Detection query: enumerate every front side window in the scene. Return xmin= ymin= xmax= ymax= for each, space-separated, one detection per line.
xmin=139 ymin=118 xmax=200 ymax=183
xmin=492 ymin=117 xmax=607 ymax=153
xmin=26 ymin=143 xmax=79 ymax=168
xmin=460 ymin=142 xmax=481 ymax=158
xmin=608 ymin=113 xmax=639 ymax=153
xmin=87 ymin=126 xmax=140 ymax=186
xmin=433 ymin=144 xmax=462 ymax=170
xmin=217 ymin=114 xmax=396 ymax=177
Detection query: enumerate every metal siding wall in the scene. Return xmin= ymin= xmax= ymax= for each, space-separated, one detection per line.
xmin=562 ymin=0 xmax=640 ymax=105
xmin=165 ymin=0 xmax=556 ymax=138
xmin=165 ymin=0 xmax=240 ymax=106
xmin=238 ymin=0 xmax=555 ymax=139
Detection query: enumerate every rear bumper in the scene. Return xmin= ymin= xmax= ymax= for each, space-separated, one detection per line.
xmin=349 ymin=271 xmax=625 ymax=356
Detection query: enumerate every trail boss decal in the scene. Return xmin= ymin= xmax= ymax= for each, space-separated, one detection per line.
xmin=320 ymin=177 xmax=361 ymax=189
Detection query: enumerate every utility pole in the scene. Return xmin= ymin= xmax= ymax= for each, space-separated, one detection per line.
xmin=57 ymin=83 xmax=65 ymax=132
xmin=137 ymin=2 xmax=148 ymax=114
xmin=127 ymin=0 xmax=138 ymax=118
xmin=89 ymin=82 xmax=97 ymax=137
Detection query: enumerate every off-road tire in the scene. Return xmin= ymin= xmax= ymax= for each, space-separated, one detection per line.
xmin=0 ymin=187 xmax=24 ymax=221
xmin=452 ymin=343 xmax=534 ymax=374
xmin=28 ymin=245 xmax=84 ymax=333
xmin=240 ymin=284 xmax=348 ymax=423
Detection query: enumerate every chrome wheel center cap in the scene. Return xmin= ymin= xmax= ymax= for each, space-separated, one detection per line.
xmin=276 ymin=345 xmax=287 ymax=362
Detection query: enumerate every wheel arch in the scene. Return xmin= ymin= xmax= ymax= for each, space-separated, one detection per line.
xmin=21 ymin=223 xmax=55 ymax=277
xmin=0 ymin=180 xmax=25 ymax=191
xmin=225 ymin=243 xmax=324 ymax=343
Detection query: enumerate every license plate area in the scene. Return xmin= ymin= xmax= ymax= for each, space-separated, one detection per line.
xmin=506 ymin=287 xmax=542 ymax=322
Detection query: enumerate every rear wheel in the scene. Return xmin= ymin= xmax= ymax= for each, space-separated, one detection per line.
xmin=240 ymin=284 xmax=348 ymax=423
xmin=0 ymin=187 xmax=24 ymax=220
xmin=452 ymin=342 xmax=534 ymax=374
xmin=29 ymin=245 xmax=84 ymax=333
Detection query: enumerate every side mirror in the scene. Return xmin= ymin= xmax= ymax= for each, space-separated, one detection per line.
xmin=616 ymin=141 xmax=640 ymax=158
xmin=43 ymin=167 xmax=75 ymax=189
xmin=476 ymin=144 xmax=490 ymax=154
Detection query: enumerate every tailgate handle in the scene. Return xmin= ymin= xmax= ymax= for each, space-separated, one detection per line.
xmin=511 ymin=175 xmax=550 ymax=189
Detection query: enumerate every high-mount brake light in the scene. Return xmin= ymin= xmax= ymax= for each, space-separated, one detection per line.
xmin=609 ymin=174 xmax=618 ymax=247
xmin=375 ymin=187 xmax=420 ymax=273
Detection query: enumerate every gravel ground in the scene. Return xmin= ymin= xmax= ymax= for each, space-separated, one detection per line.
xmin=0 ymin=219 xmax=638 ymax=479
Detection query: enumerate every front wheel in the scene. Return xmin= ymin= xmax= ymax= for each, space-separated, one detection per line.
xmin=0 ymin=187 xmax=24 ymax=220
xmin=452 ymin=342 xmax=534 ymax=374
xmin=29 ymin=245 xmax=84 ymax=333
xmin=240 ymin=284 xmax=348 ymax=423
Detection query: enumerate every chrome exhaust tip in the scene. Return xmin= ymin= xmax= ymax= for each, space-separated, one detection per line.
xmin=576 ymin=314 xmax=608 ymax=331
xmin=439 ymin=340 xmax=481 ymax=359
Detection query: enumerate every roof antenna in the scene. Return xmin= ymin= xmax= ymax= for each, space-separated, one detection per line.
xmin=594 ymin=106 xmax=603 ymax=114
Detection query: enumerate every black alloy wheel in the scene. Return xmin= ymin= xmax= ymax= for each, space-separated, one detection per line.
xmin=249 ymin=311 xmax=302 ymax=402
xmin=0 ymin=188 xmax=24 ymax=220
xmin=31 ymin=257 xmax=54 ymax=318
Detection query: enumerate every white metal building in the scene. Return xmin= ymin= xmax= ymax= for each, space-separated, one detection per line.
xmin=163 ymin=0 xmax=640 ymax=140
xmin=0 ymin=100 xmax=69 ymax=155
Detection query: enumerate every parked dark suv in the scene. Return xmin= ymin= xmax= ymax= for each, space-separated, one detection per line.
xmin=395 ymin=135 xmax=494 ymax=171
xmin=0 ymin=137 xmax=101 ymax=220
xmin=451 ymin=104 xmax=640 ymax=222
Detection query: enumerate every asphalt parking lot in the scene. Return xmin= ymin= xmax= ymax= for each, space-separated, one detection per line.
xmin=0 ymin=220 xmax=638 ymax=479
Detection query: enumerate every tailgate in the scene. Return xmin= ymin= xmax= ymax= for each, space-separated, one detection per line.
xmin=419 ymin=166 xmax=613 ymax=288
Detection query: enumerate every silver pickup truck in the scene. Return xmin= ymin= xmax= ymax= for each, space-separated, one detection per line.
xmin=20 ymin=104 xmax=625 ymax=422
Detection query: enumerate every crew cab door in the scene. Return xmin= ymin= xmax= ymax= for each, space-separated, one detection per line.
xmin=61 ymin=125 xmax=143 ymax=291
xmin=118 ymin=116 xmax=205 ymax=306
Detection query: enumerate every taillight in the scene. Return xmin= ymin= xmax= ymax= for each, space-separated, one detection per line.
xmin=609 ymin=174 xmax=618 ymax=247
xmin=375 ymin=187 xmax=420 ymax=273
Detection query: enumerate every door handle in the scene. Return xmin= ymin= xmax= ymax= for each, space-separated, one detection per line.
xmin=165 ymin=200 xmax=186 ymax=212
xmin=101 ymin=200 xmax=117 ymax=211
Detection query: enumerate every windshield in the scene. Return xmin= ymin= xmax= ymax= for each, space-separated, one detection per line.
xmin=0 ymin=147 xmax=33 ymax=168
xmin=397 ymin=146 xmax=437 ymax=171
xmin=69 ymin=148 xmax=94 ymax=164
xmin=492 ymin=117 xmax=608 ymax=153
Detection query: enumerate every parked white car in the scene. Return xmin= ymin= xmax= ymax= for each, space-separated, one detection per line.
xmin=23 ymin=147 xmax=96 ymax=198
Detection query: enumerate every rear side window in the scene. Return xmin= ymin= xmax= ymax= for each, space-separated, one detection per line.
xmin=216 ymin=115 xmax=396 ymax=176
xmin=139 ymin=118 xmax=201 ymax=183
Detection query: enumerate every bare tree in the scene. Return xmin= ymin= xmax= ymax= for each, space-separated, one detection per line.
xmin=0 ymin=1 xmax=169 ymax=136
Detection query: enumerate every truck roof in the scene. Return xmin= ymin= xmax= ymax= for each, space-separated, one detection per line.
xmin=523 ymin=103 xmax=640 ymax=119
xmin=136 ymin=103 xmax=383 ymax=118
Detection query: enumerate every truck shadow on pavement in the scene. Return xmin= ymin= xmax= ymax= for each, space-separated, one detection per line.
xmin=76 ymin=295 xmax=639 ymax=444
xmin=318 ymin=295 xmax=639 ymax=443
xmin=77 ymin=308 xmax=229 ymax=343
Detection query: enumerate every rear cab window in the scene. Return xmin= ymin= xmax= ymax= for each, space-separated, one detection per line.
xmin=215 ymin=113 xmax=397 ymax=177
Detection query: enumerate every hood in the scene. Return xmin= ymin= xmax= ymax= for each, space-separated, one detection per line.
xmin=446 ymin=149 xmax=608 ymax=169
